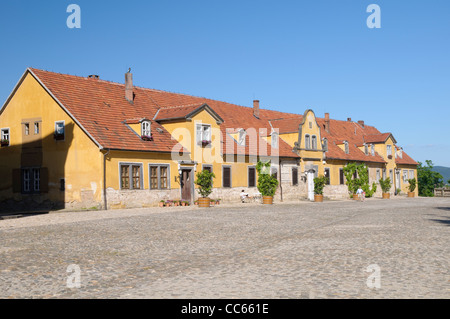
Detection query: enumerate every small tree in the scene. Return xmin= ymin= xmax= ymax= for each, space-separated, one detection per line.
xmin=256 ymin=161 xmax=279 ymax=197
xmin=418 ymin=160 xmax=443 ymax=197
xmin=194 ymin=170 xmax=215 ymax=198
xmin=314 ymin=176 xmax=328 ymax=195
xmin=343 ymin=163 xmax=377 ymax=197
xmin=407 ymin=178 xmax=417 ymax=192
xmin=379 ymin=177 xmax=392 ymax=194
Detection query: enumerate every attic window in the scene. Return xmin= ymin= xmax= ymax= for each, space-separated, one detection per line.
xmin=364 ymin=144 xmax=369 ymax=155
xmin=371 ymin=144 xmax=375 ymax=156
xmin=271 ymin=132 xmax=279 ymax=149
xmin=141 ymin=121 xmax=152 ymax=140
xmin=238 ymin=129 xmax=246 ymax=146
xmin=344 ymin=141 xmax=349 ymax=154
xmin=322 ymin=138 xmax=328 ymax=152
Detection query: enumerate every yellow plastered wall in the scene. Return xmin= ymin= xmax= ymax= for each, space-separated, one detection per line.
xmin=0 ymin=73 xmax=103 ymax=203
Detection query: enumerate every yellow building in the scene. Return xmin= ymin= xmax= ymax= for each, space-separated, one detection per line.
xmin=0 ymin=68 xmax=418 ymax=211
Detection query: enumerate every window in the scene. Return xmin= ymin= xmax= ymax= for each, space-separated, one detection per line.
xmin=271 ymin=132 xmax=279 ymax=149
xmin=34 ymin=122 xmax=40 ymax=135
xmin=371 ymin=144 xmax=375 ymax=156
xmin=149 ymin=164 xmax=170 ymax=190
xmin=339 ymin=168 xmax=345 ymax=185
xmin=376 ymin=169 xmax=381 ymax=183
xmin=387 ymin=145 xmax=392 ymax=158
xmin=55 ymin=121 xmax=65 ymax=140
xmin=24 ymin=123 xmax=30 ymax=136
xmin=271 ymin=167 xmax=278 ymax=180
xmin=223 ymin=166 xmax=231 ymax=188
xmin=409 ymin=170 xmax=415 ymax=179
xmin=305 ymin=135 xmax=311 ymax=149
xmin=324 ymin=168 xmax=330 ymax=185
xmin=403 ymin=170 xmax=409 ymax=182
xmin=248 ymin=167 xmax=256 ymax=187
xmin=382 ymin=168 xmax=386 ymax=180
xmin=141 ymin=121 xmax=151 ymax=137
xmin=1 ymin=128 xmax=10 ymax=146
xmin=311 ymin=135 xmax=317 ymax=150
xmin=292 ymin=167 xmax=298 ymax=186
xmin=389 ymin=169 xmax=394 ymax=182
xmin=344 ymin=141 xmax=349 ymax=154
xmin=22 ymin=168 xmax=41 ymax=194
xmin=322 ymin=138 xmax=328 ymax=151
xmin=196 ymin=124 xmax=212 ymax=145
xmin=364 ymin=144 xmax=369 ymax=155
xmin=120 ymin=163 xmax=142 ymax=190
xmin=238 ymin=129 xmax=246 ymax=146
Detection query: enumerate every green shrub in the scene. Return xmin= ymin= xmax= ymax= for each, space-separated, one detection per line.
xmin=313 ymin=176 xmax=328 ymax=195
xmin=256 ymin=161 xmax=279 ymax=197
xmin=194 ymin=169 xmax=216 ymax=198
xmin=379 ymin=177 xmax=392 ymax=193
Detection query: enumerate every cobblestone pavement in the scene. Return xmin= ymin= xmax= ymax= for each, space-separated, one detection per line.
xmin=0 ymin=197 xmax=449 ymax=299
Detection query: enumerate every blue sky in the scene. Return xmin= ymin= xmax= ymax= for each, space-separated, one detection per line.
xmin=1 ymin=0 xmax=449 ymax=166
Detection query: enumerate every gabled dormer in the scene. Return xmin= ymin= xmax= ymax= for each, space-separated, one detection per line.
xmin=124 ymin=118 xmax=153 ymax=141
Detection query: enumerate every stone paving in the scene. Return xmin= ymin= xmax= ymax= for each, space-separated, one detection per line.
xmin=0 ymin=197 xmax=449 ymax=299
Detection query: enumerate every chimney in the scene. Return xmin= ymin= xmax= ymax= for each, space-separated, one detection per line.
xmin=347 ymin=118 xmax=352 ymax=122
xmin=324 ymin=113 xmax=330 ymax=133
xmin=125 ymin=69 xmax=134 ymax=103
xmin=88 ymin=75 xmax=99 ymax=80
xmin=253 ymin=100 xmax=260 ymax=119
xmin=358 ymin=120 xmax=365 ymax=128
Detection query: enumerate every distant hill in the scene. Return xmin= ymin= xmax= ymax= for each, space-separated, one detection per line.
xmin=433 ymin=166 xmax=450 ymax=184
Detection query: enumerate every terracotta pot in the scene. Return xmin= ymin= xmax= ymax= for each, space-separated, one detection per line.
xmin=314 ymin=194 xmax=324 ymax=202
xmin=262 ymin=196 xmax=273 ymax=205
xmin=159 ymin=202 xmax=165 ymax=207
xmin=382 ymin=193 xmax=390 ymax=199
xmin=353 ymin=194 xmax=359 ymax=200
xmin=408 ymin=192 xmax=415 ymax=198
xmin=198 ymin=197 xmax=210 ymax=208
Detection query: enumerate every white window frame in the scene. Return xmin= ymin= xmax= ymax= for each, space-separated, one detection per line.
xmin=55 ymin=121 xmax=65 ymax=140
xmin=238 ymin=129 xmax=246 ymax=146
xmin=141 ymin=121 xmax=151 ymax=137
xmin=271 ymin=132 xmax=279 ymax=149
xmin=403 ymin=170 xmax=409 ymax=182
xmin=24 ymin=123 xmax=30 ymax=136
xmin=387 ymin=145 xmax=392 ymax=157
xmin=1 ymin=128 xmax=10 ymax=144
xmin=371 ymin=144 xmax=375 ymax=156
xmin=196 ymin=124 xmax=212 ymax=144
xmin=409 ymin=170 xmax=415 ymax=180
xmin=344 ymin=141 xmax=349 ymax=154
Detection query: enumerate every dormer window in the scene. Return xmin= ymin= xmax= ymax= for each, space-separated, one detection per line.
xmin=238 ymin=129 xmax=246 ymax=146
xmin=271 ymin=131 xmax=279 ymax=149
xmin=364 ymin=144 xmax=369 ymax=155
xmin=344 ymin=141 xmax=349 ymax=154
xmin=371 ymin=144 xmax=375 ymax=156
xmin=322 ymin=138 xmax=328 ymax=152
xmin=196 ymin=124 xmax=211 ymax=146
xmin=141 ymin=121 xmax=152 ymax=141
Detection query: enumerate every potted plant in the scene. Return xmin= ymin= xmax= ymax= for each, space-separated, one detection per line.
xmin=210 ymin=199 xmax=216 ymax=206
xmin=313 ymin=176 xmax=328 ymax=202
xmin=256 ymin=161 xmax=279 ymax=205
xmin=173 ymin=200 xmax=180 ymax=207
xmin=194 ymin=169 xmax=216 ymax=207
xmin=379 ymin=177 xmax=391 ymax=199
xmin=198 ymin=140 xmax=211 ymax=147
xmin=165 ymin=200 xmax=173 ymax=207
xmin=141 ymin=134 xmax=153 ymax=141
xmin=407 ymin=178 xmax=416 ymax=197
xmin=159 ymin=200 xmax=165 ymax=207
xmin=1 ymin=139 xmax=9 ymax=147
xmin=215 ymin=199 xmax=221 ymax=205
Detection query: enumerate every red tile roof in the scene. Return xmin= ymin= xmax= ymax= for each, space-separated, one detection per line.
xmin=23 ymin=68 xmax=416 ymax=163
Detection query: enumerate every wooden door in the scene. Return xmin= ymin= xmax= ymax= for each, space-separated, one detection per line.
xmin=181 ymin=169 xmax=192 ymax=201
